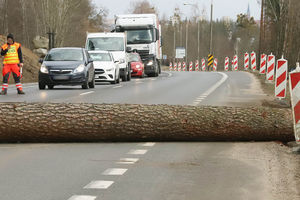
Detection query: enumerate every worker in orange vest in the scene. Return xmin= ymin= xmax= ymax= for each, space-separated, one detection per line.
xmin=0 ymin=33 xmax=25 ymax=95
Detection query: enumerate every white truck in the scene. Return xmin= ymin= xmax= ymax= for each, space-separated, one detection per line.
xmin=85 ymin=32 xmax=131 ymax=81
xmin=114 ymin=14 xmax=162 ymax=77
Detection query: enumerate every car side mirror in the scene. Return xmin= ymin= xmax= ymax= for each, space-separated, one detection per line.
xmin=114 ymin=60 xmax=119 ymax=63
xmin=38 ymin=58 xmax=43 ymax=64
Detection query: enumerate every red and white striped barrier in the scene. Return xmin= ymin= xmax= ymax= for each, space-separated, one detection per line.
xmin=275 ymin=57 xmax=288 ymax=99
xmin=224 ymin=57 xmax=229 ymax=71
xmin=289 ymin=63 xmax=300 ymax=143
xmin=174 ymin=62 xmax=177 ymax=71
xmin=259 ymin=54 xmax=267 ymax=74
xmin=266 ymin=53 xmax=275 ymax=81
xmin=169 ymin=62 xmax=173 ymax=71
xmin=189 ymin=61 xmax=193 ymax=71
xmin=233 ymin=55 xmax=238 ymax=71
xmin=213 ymin=59 xmax=218 ymax=71
xmin=251 ymin=51 xmax=257 ymax=71
xmin=244 ymin=53 xmax=249 ymax=70
xmin=195 ymin=60 xmax=199 ymax=71
xmin=183 ymin=62 xmax=186 ymax=71
xmin=178 ymin=62 xmax=182 ymax=72
xmin=201 ymin=59 xmax=206 ymax=71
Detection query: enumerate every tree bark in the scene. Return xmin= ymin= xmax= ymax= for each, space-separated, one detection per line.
xmin=0 ymin=103 xmax=294 ymax=143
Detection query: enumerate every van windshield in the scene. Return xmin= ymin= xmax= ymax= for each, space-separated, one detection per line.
xmin=127 ymin=29 xmax=154 ymax=44
xmin=87 ymin=37 xmax=124 ymax=51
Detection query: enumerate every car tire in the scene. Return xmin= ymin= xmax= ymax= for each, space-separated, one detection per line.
xmin=48 ymin=85 xmax=54 ymax=89
xmin=88 ymin=76 xmax=95 ymax=88
xmin=39 ymin=82 xmax=46 ymax=90
xmin=122 ymin=69 xmax=128 ymax=82
xmin=127 ymin=68 xmax=131 ymax=81
xmin=82 ymin=76 xmax=89 ymax=89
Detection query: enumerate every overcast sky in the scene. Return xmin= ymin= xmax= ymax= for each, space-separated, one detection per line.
xmin=93 ymin=0 xmax=261 ymax=20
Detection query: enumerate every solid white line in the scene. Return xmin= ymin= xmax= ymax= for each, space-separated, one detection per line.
xmin=68 ymin=195 xmax=97 ymax=200
xmin=80 ymin=91 xmax=94 ymax=96
xmin=102 ymin=168 xmax=128 ymax=175
xmin=117 ymin=158 xmax=139 ymax=164
xmin=150 ymin=78 xmax=156 ymax=81
xmin=84 ymin=180 xmax=114 ymax=189
xmin=140 ymin=142 xmax=156 ymax=147
xmin=128 ymin=149 xmax=148 ymax=155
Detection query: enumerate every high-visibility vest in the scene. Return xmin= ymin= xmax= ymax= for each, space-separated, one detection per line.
xmin=1 ymin=43 xmax=21 ymax=64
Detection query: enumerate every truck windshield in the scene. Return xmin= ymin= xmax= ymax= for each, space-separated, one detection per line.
xmin=127 ymin=29 xmax=154 ymax=44
xmin=87 ymin=37 xmax=124 ymax=51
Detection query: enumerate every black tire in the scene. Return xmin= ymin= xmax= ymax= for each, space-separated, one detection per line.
xmin=82 ymin=76 xmax=89 ymax=89
xmin=48 ymin=85 xmax=54 ymax=89
xmin=122 ymin=69 xmax=128 ymax=82
xmin=39 ymin=82 xmax=46 ymax=90
xmin=88 ymin=76 xmax=95 ymax=88
xmin=127 ymin=68 xmax=131 ymax=81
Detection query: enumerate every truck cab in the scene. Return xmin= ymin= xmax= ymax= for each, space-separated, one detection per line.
xmin=115 ymin=14 xmax=162 ymax=77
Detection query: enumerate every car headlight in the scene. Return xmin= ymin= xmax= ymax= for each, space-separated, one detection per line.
xmin=40 ymin=64 xmax=49 ymax=74
xmin=74 ymin=64 xmax=85 ymax=73
xmin=147 ymin=60 xmax=153 ymax=66
xmin=119 ymin=59 xmax=125 ymax=64
xmin=106 ymin=68 xmax=114 ymax=72
xmin=136 ymin=65 xmax=141 ymax=68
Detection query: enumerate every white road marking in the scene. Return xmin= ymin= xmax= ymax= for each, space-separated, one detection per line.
xmin=140 ymin=142 xmax=156 ymax=147
xmin=150 ymin=78 xmax=156 ymax=81
xmin=192 ymin=72 xmax=228 ymax=106
xmin=112 ymin=85 xmax=123 ymax=89
xmin=84 ymin=180 xmax=114 ymax=189
xmin=166 ymin=72 xmax=173 ymax=78
xmin=117 ymin=158 xmax=139 ymax=164
xmin=80 ymin=91 xmax=94 ymax=96
xmin=102 ymin=168 xmax=128 ymax=175
xmin=68 ymin=195 xmax=97 ymax=200
xmin=128 ymin=149 xmax=148 ymax=155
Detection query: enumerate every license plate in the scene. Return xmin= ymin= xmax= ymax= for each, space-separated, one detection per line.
xmin=53 ymin=76 xmax=69 ymax=80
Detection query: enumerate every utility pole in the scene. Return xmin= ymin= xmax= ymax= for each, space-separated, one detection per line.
xmin=209 ymin=0 xmax=213 ymax=54
xmin=259 ymin=0 xmax=265 ymax=63
xmin=185 ymin=18 xmax=188 ymax=64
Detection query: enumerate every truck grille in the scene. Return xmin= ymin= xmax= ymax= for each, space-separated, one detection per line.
xmin=136 ymin=50 xmax=150 ymax=61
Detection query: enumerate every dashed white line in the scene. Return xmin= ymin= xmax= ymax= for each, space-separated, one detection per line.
xmin=102 ymin=168 xmax=128 ymax=175
xmin=117 ymin=158 xmax=139 ymax=164
xmin=140 ymin=142 xmax=156 ymax=147
xmin=80 ymin=91 xmax=94 ymax=96
xmin=84 ymin=180 xmax=114 ymax=189
xmin=68 ymin=195 xmax=97 ymax=200
xmin=112 ymin=85 xmax=123 ymax=89
xmin=128 ymin=149 xmax=148 ymax=155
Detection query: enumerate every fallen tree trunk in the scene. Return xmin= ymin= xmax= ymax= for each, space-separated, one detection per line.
xmin=0 ymin=103 xmax=294 ymax=142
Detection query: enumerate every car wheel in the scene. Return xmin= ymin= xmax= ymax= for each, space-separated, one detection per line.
xmin=82 ymin=76 xmax=89 ymax=89
xmin=39 ymin=82 xmax=46 ymax=90
xmin=127 ymin=68 xmax=131 ymax=81
xmin=48 ymin=85 xmax=54 ymax=89
xmin=122 ymin=69 xmax=128 ymax=82
xmin=88 ymin=76 xmax=95 ymax=88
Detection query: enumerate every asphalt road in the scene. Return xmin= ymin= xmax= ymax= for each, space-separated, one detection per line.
xmin=0 ymin=71 xmax=266 ymax=106
xmin=1 ymin=71 xmax=297 ymax=200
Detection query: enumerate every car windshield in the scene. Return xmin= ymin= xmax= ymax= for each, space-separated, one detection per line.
xmin=128 ymin=54 xmax=140 ymax=62
xmin=127 ymin=29 xmax=154 ymax=44
xmin=87 ymin=37 xmax=124 ymax=51
xmin=44 ymin=49 xmax=83 ymax=61
xmin=89 ymin=53 xmax=112 ymax=61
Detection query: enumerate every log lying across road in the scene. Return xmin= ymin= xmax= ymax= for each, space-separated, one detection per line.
xmin=0 ymin=103 xmax=294 ymax=142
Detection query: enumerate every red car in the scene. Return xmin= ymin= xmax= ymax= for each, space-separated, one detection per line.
xmin=128 ymin=53 xmax=145 ymax=78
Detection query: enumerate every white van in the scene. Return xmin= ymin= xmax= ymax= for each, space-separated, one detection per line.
xmin=85 ymin=32 xmax=131 ymax=82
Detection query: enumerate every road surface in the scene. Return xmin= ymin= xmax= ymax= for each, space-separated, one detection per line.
xmin=0 ymin=71 xmax=299 ymax=200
